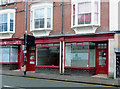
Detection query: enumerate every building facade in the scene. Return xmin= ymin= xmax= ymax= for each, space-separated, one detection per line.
xmin=0 ymin=0 xmax=120 ymax=79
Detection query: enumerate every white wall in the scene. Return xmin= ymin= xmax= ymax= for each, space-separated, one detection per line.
xmin=108 ymin=39 xmax=115 ymax=77
xmin=109 ymin=0 xmax=120 ymax=31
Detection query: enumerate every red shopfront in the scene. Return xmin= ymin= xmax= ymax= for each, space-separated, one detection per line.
xmin=0 ymin=38 xmax=23 ymax=70
xmin=32 ymin=33 xmax=114 ymax=75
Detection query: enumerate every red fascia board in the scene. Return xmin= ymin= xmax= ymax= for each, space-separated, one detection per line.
xmin=0 ymin=40 xmax=22 ymax=45
xmin=35 ymin=33 xmax=114 ymax=43
xmin=65 ymin=34 xmax=114 ymax=42
xmin=35 ymin=39 xmax=60 ymax=44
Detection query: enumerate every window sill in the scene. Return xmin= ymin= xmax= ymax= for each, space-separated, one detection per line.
xmin=31 ymin=28 xmax=53 ymax=37
xmin=0 ymin=31 xmax=14 ymax=34
xmin=31 ymin=28 xmax=52 ymax=31
xmin=0 ymin=31 xmax=15 ymax=39
xmin=72 ymin=24 xmax=100 ymax=28
xmin=71 ymin=24 xmax=100 ymax=34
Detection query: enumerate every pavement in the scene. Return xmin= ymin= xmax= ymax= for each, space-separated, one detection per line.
xmin=1 ymin=69 xmax=120 ymax=87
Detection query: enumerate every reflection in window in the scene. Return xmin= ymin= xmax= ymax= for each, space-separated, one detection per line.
xmin=35 ymin=8 xmax=45 ymax=28
xmin=37 ymin=47 xmax=59 ymax=66
xmin=65 ymin=46 xmax=88 ymax=67
xmin=34 ymin=8 xmax=52 ymax=29
xmin=0 ymin=47 xmax=18 ymax=63
xmin=47 ymin=8 xmax=51 ymax=28
xmin=0 ymin=14 xmax=8 ymax=32
xmin=0 ymin=13 xmax=14 ymax=32
xmin=10 ymin=13 xmax=14 ymax=31
xmin=89 ymin=46 xmax=95 ymax=67
xmin=72 ymin=0 xmax=100 ymax=26
xmin=78 ymin=2 xmax=91 ymax=24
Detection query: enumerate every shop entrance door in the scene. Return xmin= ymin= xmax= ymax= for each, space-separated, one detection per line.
xmin=26 ymin=46 xmax=36 ymax=71
xmin=96 ymin=50 xmax=108 ymax=74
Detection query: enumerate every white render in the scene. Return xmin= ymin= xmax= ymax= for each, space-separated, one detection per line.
xmin=108 ymin=39 xmax=115 ymax=78
xmin=109 ymin=0 xmax=120 ymax=31
xmin=30 ymin=2 xmax=53 ymax=37
xmin=31 ymin=30 xmax=52 ymax=37
xmin=73 ymin=26 xmax=99 ymax=34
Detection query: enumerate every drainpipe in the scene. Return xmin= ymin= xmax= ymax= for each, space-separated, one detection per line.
xmin=61 ymin=0 xmax=63 ymax=34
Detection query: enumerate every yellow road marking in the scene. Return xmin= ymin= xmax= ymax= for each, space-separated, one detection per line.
xmin=1 ymin=74 xmax=119 ymax=88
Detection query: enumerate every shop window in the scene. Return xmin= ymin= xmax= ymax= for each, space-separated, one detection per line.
xmin=89 ymin=46 xmax=95 ymax=67
xmin=0 ymin=48 xmax=9 ymax=62
xmin=10 ymin=47 xmax=18 ymax=62
xmin=54 ymin=43 xmax=60 ymax=46
xmin=65 ymin=46 xmax=88 ymax=67
xmin=48 ymin=43 xmax=53 ymax=46
xmin=65 ymin=42 xmax=96 ymax=68
xmin=37 ymin=44 xmax=59 ymax=66
xmin=0 ymin=46 xmax=18 ymax=63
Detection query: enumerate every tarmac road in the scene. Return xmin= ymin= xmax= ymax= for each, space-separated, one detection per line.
xmin=1 ymin=75 xmax=119 ymax=88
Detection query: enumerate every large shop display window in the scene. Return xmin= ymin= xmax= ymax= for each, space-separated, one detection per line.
xmin=65 ymin=42 xmax=95 ymax=68
xmin=37 ymin=43 xmax=59 ymax=66
xmin=0 ymin=45 xmax=18 ymax=63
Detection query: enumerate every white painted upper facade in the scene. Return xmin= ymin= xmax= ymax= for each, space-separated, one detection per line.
xmin=109 ymin=0 xmax=120 ymax=31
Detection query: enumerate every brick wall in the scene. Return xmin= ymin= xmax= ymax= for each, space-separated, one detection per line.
xmin=0 ymin=1 xmax=110 ymax=38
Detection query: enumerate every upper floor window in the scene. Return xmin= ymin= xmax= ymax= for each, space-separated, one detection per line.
xmin=1 ymin=0 xmax=6 ymax=5
xmin=72 ymin=0 xmax=100 ymax=27
xmin=30 ymin=3 xmax=53 ymax=31
xmin=8 ymin=0 xmax=14 ymax=3
xmin=0 ymin=9 xmax=15 ymax=32
xmin=0 ymin=0 xmax=14 ymax=5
